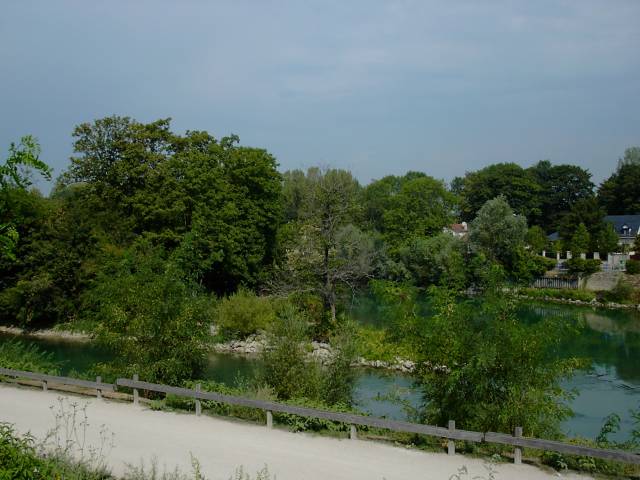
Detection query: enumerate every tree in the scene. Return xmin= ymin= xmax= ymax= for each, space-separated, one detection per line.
xmin=280 ymin=222 xmax=374 ymax=328
xmin=557 ymin=197 xmax=607 ymax=251
xmin=596 ymin=223 xmax=620 ymax=256
xmin=61 ymin=117 xmax=282 ymax=294
xmin=398 ymin=233 xmax=467 ymax=289
xmin=526 ymin=225 xmax=548 ymax=254
xmin=277 ymin=169 xmax=370 ymax=326
xmin=0 ymin=136 xmax=51 ymax=260
xmin=598 ymin=147 xmax=640 ymax=215
xmin=360 ymin=171 xmax=427 ymax=232
xmin=414 ymin=285 xmax=580 ymax=437
xmin=529 ymin=160 xmax=594 ymax=232
xmin=570 ymin=223 xmax=591 ymax=255
xmin=469 ymin=196 xmax=527 ymax=266
xmin=458 ymin=163 xmax=541 ymax=222
xmin=91 ymin=242 xmax=212 ymax=385
xmin=381 ymin=176 xmax=458 ymax=251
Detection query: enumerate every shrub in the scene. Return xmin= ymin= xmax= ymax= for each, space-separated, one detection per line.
xmin=91 ymin=243 xmax=212 ymax=386
xmin=0 ymin=339 xmax=59 ymax=374
xmin=626 ymin=259 xmax=640 ymax=275
xmin=258 ymin=305 xmax=322 ymax=401
xmin=564 ymin=258 xmax=601 ymax=276
xmin=521 ymin=288 xmax=596 ymax=303
xmin=601 ymin=279 xmax=634 ymax=304
xmin=215 ymin=289 xmax=277 ymax=339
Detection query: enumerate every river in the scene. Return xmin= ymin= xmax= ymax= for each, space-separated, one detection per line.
xmin=1 ymin=300 xmax=639 ymax=442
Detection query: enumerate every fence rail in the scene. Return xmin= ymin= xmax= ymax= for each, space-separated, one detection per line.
xmin=1 ymin=367 xmax=639 ymax=465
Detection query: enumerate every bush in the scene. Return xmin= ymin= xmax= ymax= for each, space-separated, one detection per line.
xmin=521 ymin=288 xmax=596 ymax=303
xmin=91 ymin=243 xmax=212 ymax=386
xmin=258 ymin=305 xmax=322 ymax=401
xmin=215 ymin=289 xmax=277 ymax=339
xmin=564 ymin=258 xmax=601 ymax=276
xmin=600 ymin=279 xmax=634 ymax=304
xmin=0 ymin=339 xmax=59 ymax=374
xmin=626 ymin=259 xmax=640 ymax=275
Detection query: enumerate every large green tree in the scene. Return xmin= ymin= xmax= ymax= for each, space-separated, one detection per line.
xmin=529 ymin=160 xmax=594 ymax=232
xmin=381 ymin=176 xmax=457 ymax=251
xmin=598 ymin=147 xmax=640 ymax=215
xmin=458 ymin=163 xmax=541 ymax=222
xmin=1 ymin=136 xmax=51 ymax=261
xmin=60 ymin=117 xmax=282 ymax=294
xmin=469 ymin=196 xmax=528 ymax=266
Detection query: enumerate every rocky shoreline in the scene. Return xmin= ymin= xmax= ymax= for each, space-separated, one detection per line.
xmin=519 ymin=295 xmax=640 ymax=311
xmin=212 ymin=333 xmax=417 ymax=373
xmin=0 ymin=326 xmax=91 ymax=342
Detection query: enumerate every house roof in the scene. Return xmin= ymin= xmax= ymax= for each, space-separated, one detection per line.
xmin=547 ymin=232 xmax=560 ymax=241
xmin=449 ymin=223 xmax=468 ymax=234
xmin=604 ymin=215 xmax=640 ymax=237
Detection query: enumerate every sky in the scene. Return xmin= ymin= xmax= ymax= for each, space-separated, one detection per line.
xmin=1 ymin=0 xmax=639 ymax=193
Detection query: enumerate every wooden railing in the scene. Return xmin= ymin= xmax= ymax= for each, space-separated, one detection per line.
xmin=531 ymin=277 xmax=579 ymax=290
xmin=1 ymin=367 xmax=639 ymax=465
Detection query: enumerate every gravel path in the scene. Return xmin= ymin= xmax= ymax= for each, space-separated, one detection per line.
xmin=0 ymin=383 xmax=591 ymax=480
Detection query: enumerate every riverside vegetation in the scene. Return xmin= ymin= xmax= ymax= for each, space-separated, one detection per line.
xmin=2 ymin=122 xmax=640 ymax=476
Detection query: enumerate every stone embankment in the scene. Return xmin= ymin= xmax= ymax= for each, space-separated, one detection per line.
xmin=212 ymin=334 xmax=417 ymax=373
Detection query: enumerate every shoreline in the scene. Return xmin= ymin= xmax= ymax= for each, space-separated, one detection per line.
xmin=518 ymin=295 xmax=640 ymax=311
xmin=0 ymin=325 xmax=92 ymax=342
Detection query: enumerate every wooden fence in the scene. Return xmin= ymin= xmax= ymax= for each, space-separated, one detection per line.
xmin=1 ymin=367 xmax=639 ymax=466
xmin=531 ymin=277 xmax=579 ymax=290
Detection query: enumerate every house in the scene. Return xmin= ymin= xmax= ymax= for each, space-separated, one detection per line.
xmin=445 ymin=222 xmax=469 ymax=238
xmin=546 ymin=214 xmax=640 ymax=249
xmin=603 ymin=215 xmax=640 ymax=247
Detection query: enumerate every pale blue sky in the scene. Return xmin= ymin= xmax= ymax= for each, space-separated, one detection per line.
xmin=1 ymin=1 xmax=639 ymax=193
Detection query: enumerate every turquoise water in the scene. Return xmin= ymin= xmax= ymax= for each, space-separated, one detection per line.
xmin=1 ymin=300 xmax=639 ymax=441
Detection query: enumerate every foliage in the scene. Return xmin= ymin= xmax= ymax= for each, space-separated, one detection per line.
xmin=1 ymin=136 xmax=51 ymax=262
xmin=354 ymin=324 xmax=414 ymax=362
xmin=258 ymin=305 xmax=357 ymax=405
xmin=214 ymin=289 xmax=277 ymax=340
xmin=381 ymin=176 xmax=458 ymax=251
xmin=509 ymin=248 xmax=556 ymax=284
xmin=529 ymin=160 xmax=594 ymax=232
xmin=457 ymin=163 xmax=541 ymax=222
xmin=360 ymin=172 xmax=426 ymax=231
xmin=600 ymin=278 xmax=634 ymax=304
xmin=626 ymin=259 xmax=640 ymax=275
xmin=570 ymin=223 xmax=590 ymax=255
xmin=564 ymin=258 xmax=601 ymax=276
xmin=91 ymin=242 xmax=212 ymax=385
xmin=595 ymin=223 xmax=620 ymax=256
xmin=398 ymin=233 xmax=467 ymax=289
xmin=525 ymin=226 xmax=548 ymax=253
xmin=520 ymin=288 xmax=596 ymax=303
xmin=258 ymin=305 xmax=322 ymax=401
xmin=414 ymin=284 xmax=581 ymax=438
xmin=469 ymin=196 xmax=528 ymax=266
xmin=0 ymin=340 xmax=59 ymax=374
xmin=598 ymin=147 xmax=640 ymax=215
xmin=557 ymin=198 xmax=607 ymax=252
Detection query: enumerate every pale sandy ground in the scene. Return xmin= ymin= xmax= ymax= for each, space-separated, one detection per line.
xmin=0 ymin=384 xmax=592 ymax=480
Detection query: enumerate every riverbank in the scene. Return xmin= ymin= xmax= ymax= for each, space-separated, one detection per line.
xmin=212 ymin=333 xmax=417 ymax=373
xmin=0 ymin=325 xmax=91 ymax=342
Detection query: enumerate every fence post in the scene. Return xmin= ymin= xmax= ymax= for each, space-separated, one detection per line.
xmin=448 ymin=420 xmax=455 ymax=455
xmin=96 ymin=376 xmax=102 ymax=400
xmin=133 ymin=374 xmax=139 ymax=406
xmin=42 ymin=380 xmax=47 ymax=392
xmin=514 ymin=426 xmax=523 ymax=464
xmin=266 ymin=410 xmax=273 ymax=429
xmin=350 ymin=425 xmax=357 ymax=440
xmin=195 ymin=383 xmax=201 ymax=416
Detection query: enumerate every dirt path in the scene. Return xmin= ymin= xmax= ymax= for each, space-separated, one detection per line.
xmin=0 ymin=384 xmax=590 ymax=480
